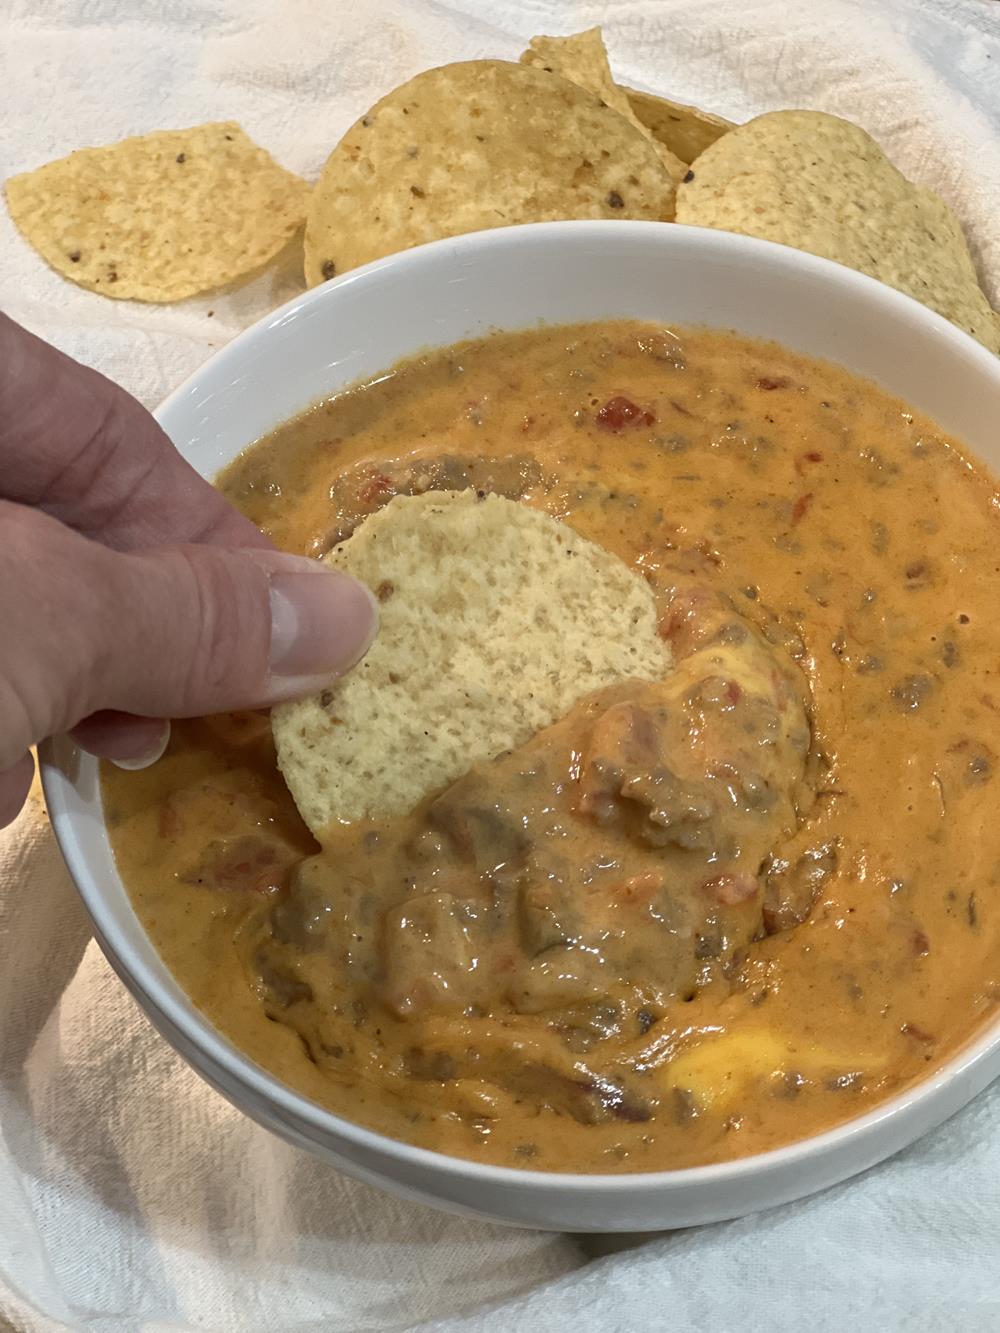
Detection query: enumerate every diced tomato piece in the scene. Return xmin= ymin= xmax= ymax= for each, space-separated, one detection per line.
xmin=357 ymin=472 xmax=395 ymax=505
xmin=791 ymin=492 xmax=814 ymax=525
xmin=595 ymin=396 xmax=656 ymax=432
xmin=180 ymin=835 xmax=295 ymax=894
xmin=794 ymin=450 xmax=824 ymax=474
xmin=704 ymin=873 xmax=759 ymax=906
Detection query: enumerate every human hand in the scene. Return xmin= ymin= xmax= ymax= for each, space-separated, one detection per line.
xmin=0 ymin=313 xmax=378 ymax=829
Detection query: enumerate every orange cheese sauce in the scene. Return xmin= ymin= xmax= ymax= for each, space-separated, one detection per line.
xmin=103 ymin=322 xmax=1000 ymax=1172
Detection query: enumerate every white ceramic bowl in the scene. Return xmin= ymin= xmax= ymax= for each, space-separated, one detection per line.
xmin=42 ymin=222 xmax=1000 ymax=1232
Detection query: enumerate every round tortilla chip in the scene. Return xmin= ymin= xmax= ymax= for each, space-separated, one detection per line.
xmin=5 ymin=122 xmax=308 ymax=302
xmin=304 ymin=60 xmax=676 ymax=285
xmin=519 ymin=29 xmax=687 ymax=189
xmin=272 ymin=490 xmax=671 ymax=833
xmin=676 ymin=110 xmax=999 ymax=354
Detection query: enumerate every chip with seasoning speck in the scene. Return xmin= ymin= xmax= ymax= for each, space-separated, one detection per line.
xmin=5 ymin=122 xmax=309 ymax=302
xmin=676 ymin=110 xmax=999 ymax=353
xmin=303 ymin=60 xmax=675 ymax=285
xmin=520 ymin=28 xmax=686 ymax=186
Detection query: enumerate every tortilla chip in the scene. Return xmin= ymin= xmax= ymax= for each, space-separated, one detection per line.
xmin=624 ymin=87 xmax=734 ymax=165
xmin=520 ymin=29 xmax=686 ymax=187
xmin=304 ymin=60 xmax=676 ymax=286
xmin=676 ymin=111 xmax=999 ymax=354
xmin=5 ymin=122 xmax=308 ymax=302
xmin=273 ymin=490 xmax=670 ymax=830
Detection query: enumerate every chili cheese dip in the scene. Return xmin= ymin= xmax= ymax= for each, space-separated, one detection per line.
xmin=103 ymin=321 xmax=1000 ymax=1173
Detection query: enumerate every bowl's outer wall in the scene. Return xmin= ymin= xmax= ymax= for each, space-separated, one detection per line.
xmin=41 ymin=222 xmax=1000 ymax=1231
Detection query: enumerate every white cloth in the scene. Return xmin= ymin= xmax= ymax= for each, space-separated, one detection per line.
xmin=1 ymin=1 xmax=998 ymax=1328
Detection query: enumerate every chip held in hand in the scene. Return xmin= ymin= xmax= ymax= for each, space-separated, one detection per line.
xmin=272 ymin=489 xmax=672 ymax=833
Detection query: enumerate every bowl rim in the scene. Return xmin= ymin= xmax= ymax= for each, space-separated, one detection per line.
xmin=42 ymin=217 xmax=1000 ymax=1195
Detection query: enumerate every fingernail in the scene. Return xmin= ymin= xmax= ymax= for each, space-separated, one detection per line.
xmin=111 ymin=721 xmax=172 ymax=771
xmin=267 ymin=560 xmax=379 ymax=691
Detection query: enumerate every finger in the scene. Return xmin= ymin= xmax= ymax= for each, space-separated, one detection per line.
xmin=0 ymin=312 xmax=270 ymax=552
xmin=69 ymin=712 xmax=171 ymax=768
xmin=0 ymin=503 xmax=378 ymax=765
xmin=0 ymin=752 xmax=35 ymax=830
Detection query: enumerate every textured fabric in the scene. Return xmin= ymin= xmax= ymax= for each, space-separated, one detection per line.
xmin=1 ymin=1 xmax=998 ymax=1328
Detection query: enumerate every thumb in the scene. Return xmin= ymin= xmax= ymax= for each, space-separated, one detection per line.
xmin=0 ymin=503 xmax=378 ymax=763
xmin=116 ymin=543 xmax=380 ymax=715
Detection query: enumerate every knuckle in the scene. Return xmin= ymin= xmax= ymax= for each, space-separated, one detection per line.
xmin=70 ymin=389 xmax=162 ymax=538
xmin=0 ymin=502 xmax=111 ymax=744
xmin=171 ymin=547 xmax=269 ymax=710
